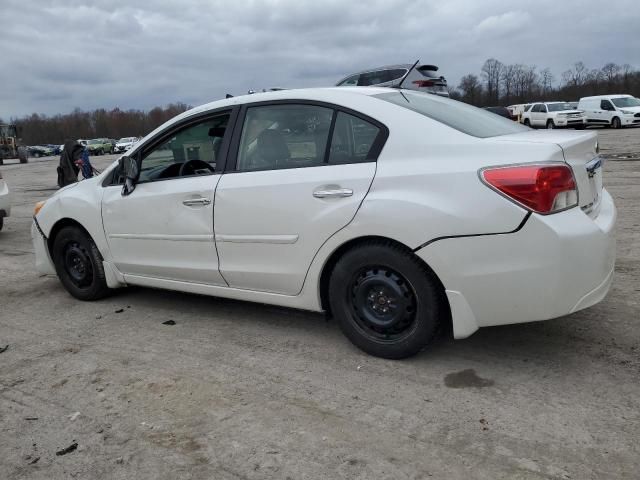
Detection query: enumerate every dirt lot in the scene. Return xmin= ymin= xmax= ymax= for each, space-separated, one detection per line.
xmin=1 ymin=128 xmax=639 ymax=479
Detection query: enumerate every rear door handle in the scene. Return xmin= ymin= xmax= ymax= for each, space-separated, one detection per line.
xmin=182 ymin=197 xmax=211 ymax=206
xmin=313 ymin=188 xmax=353 ymax=199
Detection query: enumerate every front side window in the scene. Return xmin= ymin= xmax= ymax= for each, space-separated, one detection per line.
xmin=236 ymin=105 xmax=333 ymax=171
xmin=600 ymin=100 xmax=614 ymax=111
xmin=138 ymin=114 xmax=230 ymax=182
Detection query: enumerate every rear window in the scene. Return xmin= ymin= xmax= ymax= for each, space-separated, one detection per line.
xmin=375 ymin=91 xmax=528 ymax=138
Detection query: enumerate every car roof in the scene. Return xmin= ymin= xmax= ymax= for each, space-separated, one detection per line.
xmin=580 ymin=94 xmax=632 ymax=100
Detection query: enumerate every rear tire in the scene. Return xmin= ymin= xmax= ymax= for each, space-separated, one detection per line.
xmin=328 ymin=241 xmax=445 ymax=359
xmin=52 ymin=226 xmax=110 ymax=301
xmin=18 ymin=147 xmax=28 ymax=163
xmin=612 ymin=117 xmax=621 ymax=129
xmin=0 ymin=217 xmax=4 ymax=231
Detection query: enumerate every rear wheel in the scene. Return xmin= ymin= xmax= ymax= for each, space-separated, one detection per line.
xmin=52 ymin=226 xmax=110 ymax=300
xmin=0 ymin=217 xmax=4 ymax=231
xmin=18 ymin=147 xmax=28 ymax=163
xmin=329 ymin=241 xmax=445 ymax=359
xmin=612 ymin=117 xmax=621 ymax=129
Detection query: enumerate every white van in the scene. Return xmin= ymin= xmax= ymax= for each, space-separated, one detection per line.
xmin=577 ymin=94 xmax=640 ymax=128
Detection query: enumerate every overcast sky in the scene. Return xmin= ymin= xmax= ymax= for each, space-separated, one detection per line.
xmin=2 ymin=0 xmax=639 ymax=118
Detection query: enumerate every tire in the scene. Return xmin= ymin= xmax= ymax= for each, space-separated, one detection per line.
xmin=0 ymin=217 xmax=3 ymax=231
xmin=612 ymin=117 xmax=621 ymax=129
xmin=524 ymin=119 xmax=531 ymax=127
xmin=18 ymin=147 xmax=28 ymax=163
xmin=546 ymin=120 xmax=555 ymax=129
xmin=33 ymin=152 xmax=41 ymax=158
xmin=328 ymin=241 xmax=445 ymax=359
xmin=52 ymin=226 xmax=110 ymax=301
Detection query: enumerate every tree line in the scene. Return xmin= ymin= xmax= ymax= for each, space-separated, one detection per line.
xmin=2 ymin=103 xmax=191 ymax=146
xmin=452 ymin=59 xmax=640 ymax=107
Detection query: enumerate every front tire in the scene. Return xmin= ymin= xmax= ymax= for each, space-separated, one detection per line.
xmin=52 ymin=226 xmax=110 ymax=301
xmin=328 ymin=241 xmax=445 ymax=359
xmin=612 ymin=117 xmax=621 ymax=129
xmin=524 ymin=119 xmax=531 ymax=127
xmin=546 ymin=120 xmax=556 ymax=129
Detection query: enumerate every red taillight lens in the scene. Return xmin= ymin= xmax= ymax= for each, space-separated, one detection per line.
xmin=481 ymin=164 xmax=578 ymax=214
xmin=412 ymin=80 xmax=435 ymax=87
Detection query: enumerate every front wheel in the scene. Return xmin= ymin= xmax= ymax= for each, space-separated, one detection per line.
xmin=546 ymin=120 xmax=556 ymax=129
xmin=523 ymin=119 xmax=531 ymax=127
xmin=612 ymin=117 xmax=621 ymax=129
xmin=329 ymin=242 xmax=445 ymax=359
xmin=52 ymin=226 xmax=110 ymax=300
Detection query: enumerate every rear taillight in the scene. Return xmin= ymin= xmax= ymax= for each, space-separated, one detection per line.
xmin=481 ymin=164 xmax=578 ymax=214
xmin=412 ymin=80 xmax=435 ymax=88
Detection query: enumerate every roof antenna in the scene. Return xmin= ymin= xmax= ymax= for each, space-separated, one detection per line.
xmin=225 ymin=94 xmax=234 ymax=98
xmin=394 ymin=59 xmax=419 ymax=90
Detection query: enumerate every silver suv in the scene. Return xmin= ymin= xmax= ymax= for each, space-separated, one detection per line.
xmin=336 ymin=63 xmax=449 ymax=96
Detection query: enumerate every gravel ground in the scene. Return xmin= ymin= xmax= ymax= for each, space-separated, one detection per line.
xmin=0 ymin=128 xmax=639 ymax=479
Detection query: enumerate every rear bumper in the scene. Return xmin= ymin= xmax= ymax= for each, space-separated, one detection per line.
xmin=416 ymin=189 xmax=616 ymax=338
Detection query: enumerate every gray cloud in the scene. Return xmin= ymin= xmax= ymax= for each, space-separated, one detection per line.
xmin=1 ymin=0 xmax=639 ymax=117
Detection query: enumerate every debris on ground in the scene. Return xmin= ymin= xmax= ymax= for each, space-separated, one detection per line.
xmin=24 ymin=416 xmax=38 ymax=421
xmin=0 ymin=345 xmax=8 ymax=354
xmin=29 ymin=456 xmax=40 ymax=464
xmin=162 ymin=320 xmax=176 ymax=326
xmin=56 ymin=442 xmax=78 ymax=456
xmin=114 ymin=309 xmax=124 ymax=314
xmin=69 ymin=412 xmax=80 ymax=421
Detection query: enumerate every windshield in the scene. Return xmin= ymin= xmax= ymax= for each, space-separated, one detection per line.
xmin=375 ymin=91 xmax=528 ymax=138
xmin=611 ymin=97 xmax=640 ymax=108
xmin=547 ymin=103 xmax=575 ymax=112
xmin=118 ymin=137 xmax=135 ymax=143
xmin=87 ymin=139 xmax=101 ymax=145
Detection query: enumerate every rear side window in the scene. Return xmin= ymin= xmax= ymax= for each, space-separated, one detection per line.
xmin=328 ymin=112 xmax=380 ymax=164
xmin=375 ymin=91 xmax=528 ymax=138
xmin=358 ymin=70 xmax=389 ymax=86
xmin=338 ymin=74 xmax=359 ymax=86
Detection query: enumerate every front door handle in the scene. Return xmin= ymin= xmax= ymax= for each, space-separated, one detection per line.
xmin=182 ymin=197 xmax=211 ymax=206
xmin=313 ymin=188 xmax=353 ymax=199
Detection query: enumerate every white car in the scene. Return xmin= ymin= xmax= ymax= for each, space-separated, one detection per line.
xmin=521 ymin=102 xmax=587 ymax=129
xmin=0 ymin=170 xmax=11 ymax=231
xmin=114 ymin=137 xmax=139 ymax=154
xmin=578 ymin=94 xmax=640 ymax=129
xmin=31 ymin=88 xmax=616 ymax=359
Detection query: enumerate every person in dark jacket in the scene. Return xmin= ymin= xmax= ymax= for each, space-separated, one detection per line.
xmin=57 ymin=140 xmax=83 ymax=188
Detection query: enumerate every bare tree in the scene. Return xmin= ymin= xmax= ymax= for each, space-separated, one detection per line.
xmin=481 ymin=58 xmax=504 ymax=104
xmin=601 ymin=63 xmax=621 ymax=89
xmin=501 ymin=64 xmax=518 ymax=104
xmin=457 ymin=74 xmax=483 ymax=105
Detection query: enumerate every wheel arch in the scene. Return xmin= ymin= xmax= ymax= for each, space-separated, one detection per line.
xmin=318 ymin=235 xmax=452 ymax=331
xmin=47 ymin=218 xmax=97 ymax=258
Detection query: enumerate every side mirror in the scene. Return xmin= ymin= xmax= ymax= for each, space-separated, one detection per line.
xmin=119 ymin=155 xmax=139 ymax=196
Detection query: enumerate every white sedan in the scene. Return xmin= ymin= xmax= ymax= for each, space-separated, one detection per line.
xmin=0 ymin=170 xmax=10 ymax=231
xmin=31 ymin=87 xmax=616 ymax=359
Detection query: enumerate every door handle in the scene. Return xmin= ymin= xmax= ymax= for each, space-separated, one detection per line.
xmin=182 ymin=197 xmax=211 ymax=206
xmin=313 ymin=188 xmax=353 ymax=199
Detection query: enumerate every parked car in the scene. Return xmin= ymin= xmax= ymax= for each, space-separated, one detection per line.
xmin=46 ymin=144 xmax=62 ymax=155
xmin=85 ymin=138 xmax=112 ymax=155
xmin=0 ymin=169 xmax=11 ymax=231
xmin=28 ymin=145 xmax=55 ymax=157
xmin=521 ymin=102 xmax=586 ymax=129
xmin=483 ymin=106 xmax=517 ymax=121
xmin=578 ymin=94 xmax=640 ymax=129
xmin=336 ymin=63 xmax=449 ymax=97
xmin=32 ymin=87 xmax=615 ymax=359
xmin=114 ymin=137 xmax=139 ymax=153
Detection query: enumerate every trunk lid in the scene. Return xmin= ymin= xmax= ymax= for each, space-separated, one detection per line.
xmin=493 ymin=130 xmax=602 ymax=217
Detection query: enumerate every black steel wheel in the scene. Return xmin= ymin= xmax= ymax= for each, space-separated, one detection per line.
xmin=52 ymin=226 xmax=110 ymax=300
xmin=329 ymin=241 xmax=445 ymax=359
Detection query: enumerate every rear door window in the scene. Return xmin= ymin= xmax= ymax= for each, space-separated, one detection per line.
xmin=328 ymin=112 xmax=380 ymax=164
